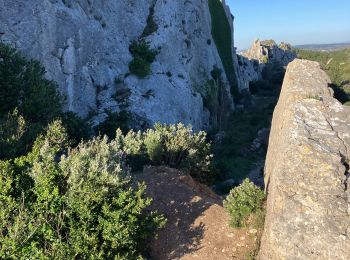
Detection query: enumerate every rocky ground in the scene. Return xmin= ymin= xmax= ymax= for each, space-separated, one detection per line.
xmin=136 ymin=166 xmax=261 ymax=260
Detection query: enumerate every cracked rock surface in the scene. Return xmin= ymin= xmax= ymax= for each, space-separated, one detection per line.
xmin=259 ymin=59 xmax=350 ymax=260
xmin=0 ymin=0 xmax=235 ymax=129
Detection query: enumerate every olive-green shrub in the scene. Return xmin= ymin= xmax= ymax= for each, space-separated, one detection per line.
xmin=0 ymin=43 xmax=91 ymax=159
xmin=128 ymin=39 xmax=158 ymax=78
xmin=223 ymin=179 xmax=265 ymax=227
xmin=115 ymin=123 xmax=214 ymax=183
xmin=0 ymin=121 xmax=165 ymax=259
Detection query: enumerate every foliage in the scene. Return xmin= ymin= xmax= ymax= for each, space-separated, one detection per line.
xmin=212 ymin=63 xmax=283 ymax=184
xmin=60 ymin=111 xmax=91 ymax=146
xmin=0 ymin=121 xmax=165 ymax=259
xmin=0 ymin=43 xmax=91 ymax=159
xmin=129 ymin=57 xmax=151 ymax=78
xmin=0 ymin=109 xmax=27 ymax=159
xmin=295 ymin=48 xmax=350 ymax=104
xmin=95 ymin=110 xmax=131 ymax=138
xmin=144 ymin=124 xmax=213 ymax=182
xmin=208 ymin=0 xmax=239 ymax=99
xmin=141 ymin=5 xmax=158 ymax=38
xmin=114 ymin=123 xmax=214 ymax=183
xmin=0 ymin=43 xmax=62 ymax=121
xmin=129 ymin=39 xmax=158 ymax=78
xmin=223 ymin=179 xmax=265 ymax=227
xmin=213 ymin=102 xmax=274 ymax=182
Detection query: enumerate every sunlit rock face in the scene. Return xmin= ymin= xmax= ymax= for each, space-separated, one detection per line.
xmin=236 ymin=39 xmax=296 ymax=90
xmin=0 ymin=0 xmax=236 ymax=129
xmin=260 ymin=59 xmax=350 ymax=260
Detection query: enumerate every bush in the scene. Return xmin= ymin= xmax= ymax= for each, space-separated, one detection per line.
xmin=0 ymin=121 xmax=165 ymax=259
xmin=114 ymin=123 xmax=214 ymax=183
xmin=0 ymin=109 xmax=27 ymax=159
xmin=0 ymin=43 xmax=90 ymax=159
xmin=0 ymin=43 xmax=62 ymax=121
xmin=129 ymin=57 xmax=151 ymax=78
xmin=128 ymin=39 xmax=158 ymax=78
xmin=223 ymin=179 xmax=265 ymax=227
xmin=95 ymin=110 xmax=131 ymax=138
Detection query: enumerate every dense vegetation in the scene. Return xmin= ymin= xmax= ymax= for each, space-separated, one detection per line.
xmin=114 ymin=124 xmax=214 ymax=184
xmin=0 ymin=121 xmax=165 ymax=259
xmin=0 ymin=43 xmax=90 ymax=160
xmin=295 ymin=48 xmax=350 ymax=104
xmin=208 ymin=0 xmax=239 ymax=99
xmin=0 ymin=45 xmax=168 ymax=258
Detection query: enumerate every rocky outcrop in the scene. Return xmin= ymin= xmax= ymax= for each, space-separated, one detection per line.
xmin=236 ymin=39 xmax=296 ymax=91
xmin=0 ymin=0 xmax=235 ymax=129
xmin=259 ymin=59 xmax=350 ymax=259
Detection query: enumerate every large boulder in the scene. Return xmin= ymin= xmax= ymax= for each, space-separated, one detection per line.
xmin=259 ymin=59 xmax=350 ymax=259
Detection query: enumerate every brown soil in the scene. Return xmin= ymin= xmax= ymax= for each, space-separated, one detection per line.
xmin=136 ymin=166 xmax=258 ymax=260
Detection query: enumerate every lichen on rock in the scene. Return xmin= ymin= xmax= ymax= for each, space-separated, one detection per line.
xmin=259 ymin=59 xmax=350 ymax=260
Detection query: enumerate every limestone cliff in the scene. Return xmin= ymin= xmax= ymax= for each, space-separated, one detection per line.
xmin=259 ymin=59 xmax=350 ymax=259
xmin=236 ymin=39 xmax=296 ymax=91
xmin=0 ymin=0 xmax=236 ymax=129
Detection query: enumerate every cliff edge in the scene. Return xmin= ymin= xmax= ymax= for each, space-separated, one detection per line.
xmin=259 ymin=59 xmax=350 ymax=259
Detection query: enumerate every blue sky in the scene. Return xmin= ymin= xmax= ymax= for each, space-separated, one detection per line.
xmin=227 ymin=0 xmax=350 ymax=50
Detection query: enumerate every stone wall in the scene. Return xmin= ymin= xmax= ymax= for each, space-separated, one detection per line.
xmin=259 ymin=59 xmax=350 ymax=259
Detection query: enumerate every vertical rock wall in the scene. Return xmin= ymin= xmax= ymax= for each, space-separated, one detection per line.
xmin=0 ymin=0 xmax=236 ymax=129
xmin=259 ymin=59 xmax=350 ymax=259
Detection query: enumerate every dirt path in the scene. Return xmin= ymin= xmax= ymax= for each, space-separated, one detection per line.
xmin=136 ymin=166 xmax=259 ymax=260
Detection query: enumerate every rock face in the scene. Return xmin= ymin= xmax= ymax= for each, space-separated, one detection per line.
xmin=236 ymin=39 xmax=296 ymax=90
xmin=259 ymin=59 xmax=350 ymax=259
xmin=0 ymin=0 xmax=235 ymax=129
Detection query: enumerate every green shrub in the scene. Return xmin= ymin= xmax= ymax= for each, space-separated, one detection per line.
xmin=262 ymin=55 xmax=269 ymax=64
xmin=223 ymin=179 xmax=265 ymax=227
xmin=0 ymin=121 xmax=165 ymax=259
xmin=145 ymin=123 xmax=214 ymax=183
xmin=113 ymin=123 xmax=214 ymax=183
xmin=129 ymin=56 xmax=151 ymax=78
xmin=128 ymin=39 xmax=158 ymax=78
xmin=0 ymin=109 xmax=27 ymax=159
xmin=0 ymin=43 xmax=62 ymax=121
xmin=0 ymin=43 xmax=91 ymax=159
xmin=95 ymin=110 xmax=131 ymax=138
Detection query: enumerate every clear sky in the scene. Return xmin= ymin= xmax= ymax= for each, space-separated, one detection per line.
xmin=227 ymin=0 xmax=350 ymax=50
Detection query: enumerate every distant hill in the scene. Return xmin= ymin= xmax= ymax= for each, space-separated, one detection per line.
xmin=294 ymin=43 xmax=350 ymax=51
xmin=295 ymin=48 xmax=350 ymax=105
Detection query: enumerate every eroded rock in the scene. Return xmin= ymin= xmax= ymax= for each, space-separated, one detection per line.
xmin=259 ymin=59 xmax=350 ymax=260
xmin=0 ymin=0 xmax=236 ymax=129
